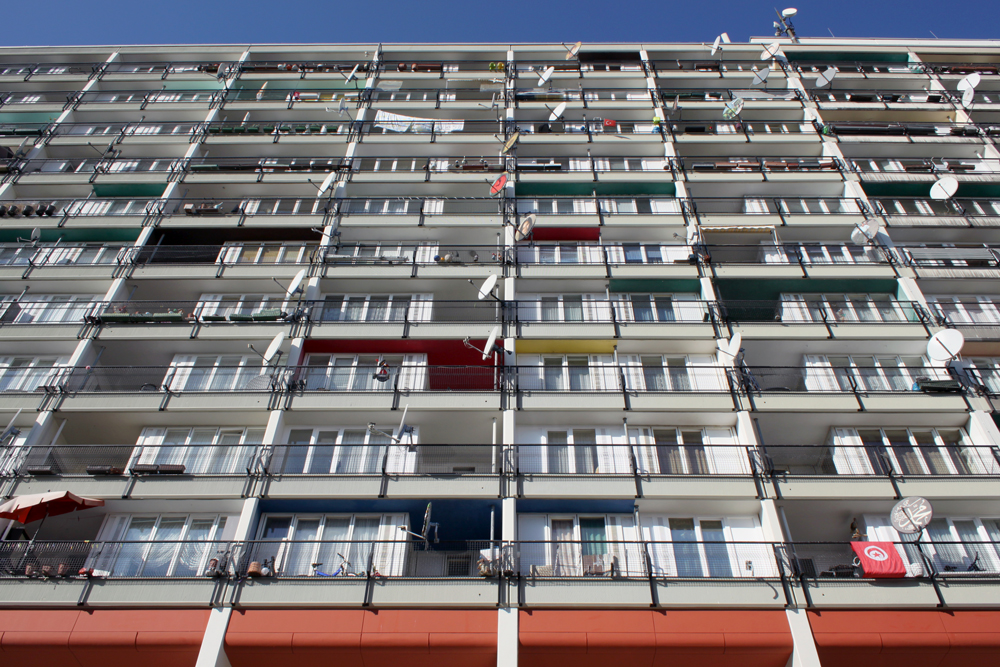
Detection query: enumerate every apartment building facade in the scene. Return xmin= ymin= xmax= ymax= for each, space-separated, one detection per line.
xmin=0 ymin=37 xmax=999 ymax=667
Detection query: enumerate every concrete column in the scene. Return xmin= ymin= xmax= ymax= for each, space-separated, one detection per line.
xmin=194 ymin=607 xmax=233 ymax=667
xmin=498 ymin=495 xmax=517 ymax=667
xmin=784 ymin=608 xmax=821 ymax=667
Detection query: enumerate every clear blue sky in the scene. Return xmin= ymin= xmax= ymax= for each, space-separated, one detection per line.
xmin=1 ymin=0 xmax=997 ymax=46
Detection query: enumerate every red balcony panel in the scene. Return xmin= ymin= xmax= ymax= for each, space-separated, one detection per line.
xmin=531 ymin=227 xmax=601 ymax=242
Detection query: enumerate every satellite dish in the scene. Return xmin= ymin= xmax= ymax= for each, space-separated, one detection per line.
xmin=670 ymin=95 xmax=679 ymax=115
xmin=781 ymin=7 xmax=797 ymax=17
xmin=926 ymin=329 xmax=964 ymax=362
xmin=490 ymin=173 xmax=507 ymax=196
xmin=338 ymin=98 xmax=348 ymax=114
xmin=483 ymin=326 xmax=500 ymax=361
xmin=565 ymin=41 xmax=582 ymax=60
xmin=317 ymin=171 xmax=337 ymax=196
xmin=263 ymin=332 xmax=286 ymax=364
xmin=761 ymin=42 xmax=781 ymax=61
xmin=850 ymin=226 xmax=870 ymax=245
xmin=514 ymin=214 xmax=536 ymax=242
xmin=537 ymin=66 xmax=555 ymax=87
xmin=285 ymin=269 xmax=306 ymax=298
xmin=502 ymin=131 xmax=520 ymax=154
xmin=243 ymin=374 xmax=274 ymax=391
xmin=548 ymin=101 xmax=567 ymax=121
xmin=815 ymin=67 xmax=837 ymax=88
xmin=752 ymin=66 xmax=771 ymax=86
xmin=961 ymin=87 xmax=975 ymax=108
xmin=255 ymin=82 xmax=267 ymax=101
xmin=930 ymin=176 xmax=959 ymax=200
xmin=957 ymin=72 xmax=981 ymax=91
xmin=421 ymin=502 xmax=433 ymax=540
xmin=478 ymin=274 xmax=498 ymax=300
xmin=720 ymin=32 xmax=731 ymax=43
xmin=890 ymin=497 xmax=933 ymax=535
xmin=711 ymin=36 xmax=722 ymax=56
xmin=723 ymin=97 xmax=744 ymax=120
xmin=30 ymin=228 xmax=41 ymax=241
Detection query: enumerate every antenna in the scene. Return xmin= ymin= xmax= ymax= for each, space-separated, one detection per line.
xmin=514 ymin=214 xmax=536 ymax=242
xmin=309 ymin=171 xmax=338 ymax=197
xmin=537 ymin=66 xmax=555 ymax=87
xmin=773 ymin=7 xmax=798 ymax=40
xmin=751 ymin=66 xmax=771 ymax=86
xmin=16 ymin=228 xmax=42 ymax=245
xmin=367 ymin=404 xmax=415 ymax=445
xmin=930 ymin=176 xmax=959 ymax=200
xmin=256 ymin=82 xmax=267 ymax=101
xmin=815 ymin=67 xmax=837 ymax=88
xmin=463 ymin=325 xmax=509 ymax=360
xmin=397 ymin=501 xmax=440 ymax=545
xmin=890 ymin=497 xmax=933 ymax=535
xmin=563 ymin=41 xmax=582 ymax=60
xmin=666 ymin=94 xmax=680 ymax=118
xmin=343 ymin=64 xmax=360 ymax=84
xmin=926 ymin=329 xmax=964 ymax=362
xmin=547 ymin=101 xmax=567 ymax=121
xmin=248 ymin=332 xmax=286 ymax=367
xmin=723 ymin=97 xmax=745 ymax=120
xmin=470 ymin=274 xmax=501 ymax=302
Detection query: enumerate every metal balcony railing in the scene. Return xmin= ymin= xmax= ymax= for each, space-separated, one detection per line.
xmin=849 ymin=156 xmax=997 ymax=176
xmin=660 ymin=88 xmax=799 ymax=103
xmin=792 ymin=61 xmax=928 ymax=76
xmin=102 ymin=61 xmax=229 ymax=77
xmin=0 ymin=198 xmax=157 ymax=220
xmin=688 ymin=196 xmax=865 ymax=216
xmin=810 ymin=89 xmax=954 ymax=105
xmin=897 ymin=244 xmax=1000 ymax=268
xmin=239 ymin=61 xmax=370 ymax=76
xmin=127 ymin=243 xmax=319 ymax=266
xmin=827 ymin=121 xmax=981 ymax=138
xmin=518 ymin=540 xmax=780 ymax=578
xmin=717 ymin=299 xmax=924 ymax=325
xmin=0 ymin=63 xmax=99 ymax=77
xmin=763 ymin=444 xmax=1000 ymax=478
xmin=3 ymin=443 xmax=258 ymax=477
xmin=355 ymin=119 xmax=501 ymax=137
xmin=669 ymin=119 xmax=817 ymax=136
xmin=226 ymin=88 xmax=355 ymax=104
xmin=352 ymin=155 xmax=504 ymax=174
xmin=510 ymin=364 xmax=728 ymax=393
xmin=925 ymin=63 xmax=1000 ymax=76
xmin=77 ymin=89 xmax=224 ymax=105
xmin=21 ymin=156 xmax=182 ymax=176
xmin=738 ymin=366 xmax=955 ymax=395
xmin=786 ymin=541 xmax=1000 ymax=579
xmin=872 ymin=197 xmax=1000 ymax=221
xmin=0 ymin=540 xmax=240 ymax=579
xmin=514 ymin=299 xmax=712 ymax=324
xmin=262 ymin=444 xmax=498 ymax=476
xmin=513 ymin=88 xmax=654 ymax=103
xmin=382 ymin=59 xmax=505 ymax=74
xmin=185 ymin=156 xmax=347 ymax=174
xmin=285 ymin=364 xmax=501 ymax=393
xmin=513 ymin=444 xmax=756 ymax=476
xmin=650 ymin=59 xmax=785 ymax=75
xmin=515 ymin=60 xmax=645 ymax=75
xmin=705 ymin=243 xmax=890 ymax=265
xmin=321 ymin=245 xmax=504 ymax=265
xmin=203 ymin=120 xmax=352 ymax=136
xmin=0 ymin=243 xmax=128 ymax=268
xmin=370 ymin=88 xmax=506 ymax=103
xmin=678 ymin=155 xmax=843 ymax=173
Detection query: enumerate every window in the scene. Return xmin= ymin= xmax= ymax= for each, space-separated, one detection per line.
xmin=518 ymin=295 xmax=611 ymax=323
xmin=0 ymin=356 xmax=67 ymax=392
xmin=197 ymin=294 xmax=288 ymax=321
xmin=320 ymin=294 xmax=423 ymax=323
xmin=620 ymin=354 xmax=724 ymax=392
xmin=630 ymin=427 xmax=747 ymax=474
xmin=135 ymin=426 xmax=264 ymax=475
xmin=805 ymin=354 xmax=933 ymax=392
xmin=641 ymin=515 xmax=771 ymax=577
xmin=524 ymin=354 xmax=617 ymax=392
xmin=967 ymin=357 xmax=1000 ymax=393
xmin=829 ymin=427 xmax=998 ymax=476
xmin=517 ymin=513 xmax=641 ymax=577
xmin=271 ymin=425 xmax=418 ymax=474
xmin=218 ymin=242 xmax=315 ymax=265
xmin=91 ymin=513 xmax=235 ymax=577
xmin=780 ymin=293 xmax=912 ymax=323
xmin=0 ymin=295 xmax=99 ymax=324
xmin=253 ymin=513 xmax=407 ymax=576
xmin=926 ymin=296 xmax=1000 ymax=326
xmin=864 ymin=514 xmax=1000 ymax=574
xmin=299 ymin=354 xmax=426 ymax=392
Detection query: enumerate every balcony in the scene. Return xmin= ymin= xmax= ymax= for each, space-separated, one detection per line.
xmin=238 ymin=60 xmax=371 ymax=79
xmin=659 ymin=88 xmax=800 ymax=107
xmin=356 ymin=119 xmax=502 ymax=143
xmin=512 ymin=444 xmax=759 ymax=499
xmin=849 ymin=156 xmax=1000 ymax=183
xmin=810 ymin=89 xmax=954 ymax=108
xmin=707 ymin=243 xmax=894 ymax=280
xmin=351 ymin=155 xmax=504 ymax=183
xmin=669 ymin=118 xmax=819 ymax=143
xmin=0 ymin=198 xmax=158 ymax=229
xmin=792 ymin=60 xmax=928 ymax=77
xmin=868 ymin=196 xmax=1000 ymax=228
xmin=513 ymin=299 xmax=714 ymax=340
xmin=688 ymin=196 xmax=866 ymax=228
xmin=651 ymin=59 xmax=788 ymax=79
xmin=202 ymin=119 xmax=352 ymax=142
xmin=678 ymin=155 xmax=844 ymax=182
xmin=763 ymin=443 xmax=1000 ymax=499
xmin=719 ymin=299 xmax=929 ymax=340
xmin=17 ymin=156 xmax=179 ymax=185
xmin=785 ymin=541 xmax=1000 ymax=608
xmin=517 ymin=540 xmax=784 ymax=608
xmin=828 ymin=121 xmax=982 ymax=141
xmin=514 ymin=242 xmax=697 ymax=280
xmin=0 ymin=242 xmax=129 ymax=280
xmin=898 ymin=244 xmax=1000 ymax=279
xmin=0 ymin=62 xmax=101 ymax=80
xmin=736 ymin=365 xmax=969 ymax=413
xmin=926 ymin=298 xmax=1000 ymax=343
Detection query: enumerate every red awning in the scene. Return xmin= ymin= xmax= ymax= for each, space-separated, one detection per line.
xmin=0 ymin=491 xmax=105 ymax=524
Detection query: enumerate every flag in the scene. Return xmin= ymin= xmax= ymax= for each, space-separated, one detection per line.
xmin=850 ymin=542 xmax=907 ymax=578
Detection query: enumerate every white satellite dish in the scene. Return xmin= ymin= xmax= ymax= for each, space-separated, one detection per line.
xmin=930 ymin=176 xmax=959 ymax=200
xmin=752 ymin=66 xmax=771 ymax=86
xmin=338 ymin=98 xmax=348 ymax=114
xmin=781 ymin=7 xmax=798 ymax=17
xmin=669 ymin=94 xmax=680 ymax=115
xmin=961 ymin=87 xmax=975 ymax=108
xmin=761 ymin=42 xmax=781 ymax=61
xmin=478 ymin=274 xmax=498 ymax=300
xmin=564 ymin=41 xmax=582 ymax=60
xmin=890 ymin=497 xmax=933 ymax=534
xmin=286 ymin=269 xmax=306 ymax=298
xmin=723 ymin=97 xmax=744 ymax=120
xmin=926 ymin=329 xmax=964 ymax=362
xmin=263 ymin=332 xmax=285 ymax=364
xmin=957 ymin=72 xmax=981 ymax=92
xmin=255 ymin=82 xmax=267 ymax=101
xmin=30 ymin=227 xmax=41 ymax=241
xmin=514 ymin=214 xmax=536 ymax=242
xmin=850 ymin=226 xmax=870 ymax=245
xmin=548 ymin=101 xmax=567 ymax=121
xmin=720 ymin=33 xmax=731 ymax=43
xmin=316 ymin=171 xmax=337 ymax=196
xmin=483 ymin=326 xmax=500 ymax=361
xmin=815 ymin=67 xmax=837 ymax=88
xmin=711 ymin=36 xmax=722 ymax=56
xmin=537 ymin=66 xmax=555 ymax=87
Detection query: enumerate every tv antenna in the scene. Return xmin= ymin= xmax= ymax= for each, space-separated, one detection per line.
xmin=563 ymin=41 xmax=582 ymax=60
xmin=489 ymin=173 xmax=508 ymax=196
xmin=367 ymin=403 xmax=416 ymax=448
xmin=930 ymin=175 xmax=959 ymax=200
xmin=514 ymin=214 xmax=536 ymax=242
xmin=926 ymin=329 xmax=964 ymax=363
xmin=463 ymin=325 xmax=510 ymax=360
xmin=890 ymin=496 xmax=933 ymax=534
xmin=958 ymin=72 xmax=980 ymax=108
xmin=325 ymin=97 xmax=352 ymax=120
xmin=273 ymin=268 xmax=306 ymax=299
xmin=773 ymin=7 xmax=798 ymax=41
xmin=666 ymin=94 xmax=681 ymax=118
xmin=815 ymin=67 xmax=837 ymax=88
xmin=399 ymin=502 xmax=440 ymax=546
xmin=255 ymin=82 xmax=267 ymax=101
xmin=469 ymin=274 xmax=502 ymax=302
xmin=342 ymin=64 xmax=361 ymax=88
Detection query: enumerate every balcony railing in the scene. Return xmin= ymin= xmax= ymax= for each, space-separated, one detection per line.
xmin=828 ymin=121 xmax=981 ymax=138
xmin=669 ymin=119 xmax=817 ymax=136
xmin=0 ymin=198 xmax=158 ymax=220
xmin=514 ymin=444 xmax=755 ymax=475
xmin=49 ymin=121 xmax=204 ymax=138
xmin=678 ymin=155 xmax=843 ymax=173
xmin=718 ymin=299 xmax=924 ymax=325
xmin=510 ymin=364 xmax=728 ymax=393
xmin=0 ymin=243 xmax=128 ymax=268
xmin=103 ymin=61 xmax=229 ymax=77
xmin=127 ymin=243 xmax=319 ymax=266
xmin=787 ymin=541 xmax=1000 ymax=579
xmin=810 ymin=89 xmax=954 ymax=105
xmin=660 ymin=88 xmax=799 ymax=103
xmin=203 ymin=120 xmax=352 ymax=136
xmin=739 ymin=366 xmax=953 ymax=395
xmin=872 ymin=197 xmax=1000 ymax=222
xmin=76 ymin=89 xmax=225 ymax=105
xmin=688 ymin=196 xmax=865 ymax=216
xmin=352 ymin=155 xmax=504 ymax=174
xmin=849 ymin=157 xmax=997 ymax=176
xmin=239 ymin=61 xmax=370 ymax=76
xmin=382 ymin=59 xmax=503 ymax=74
xmin=764 ymin=444 xmax=1000 ymax=477
xmin=21 ymin=157 xmax=182 ymax=176
xmin=185 ymin=156 xmax=347 ymax=174
xmin=0 ymin=63 xmax=99 ymax=77
xmin=650 ymin=59 xmax=784 ymax=75
xmin=706 ymin=243 xmax=890 ymax=265
xmin=793 ymin=61 xmax=927 ymax=76
xmin=0 ymin=540 xmax=239 ymax=579
xmin=355 ymin=119 xmax=501 ymax=137
xmin=513 ymin=88 xmax=654 ymax=103
xmin=898 ymin=245 xmax=1000 ymax=268
xmin=3 ymin=443 xmax=257 ymax=477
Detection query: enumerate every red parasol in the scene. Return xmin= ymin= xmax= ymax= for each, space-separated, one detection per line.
xmin=0 ymin=491 xmax=105 ymax=525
